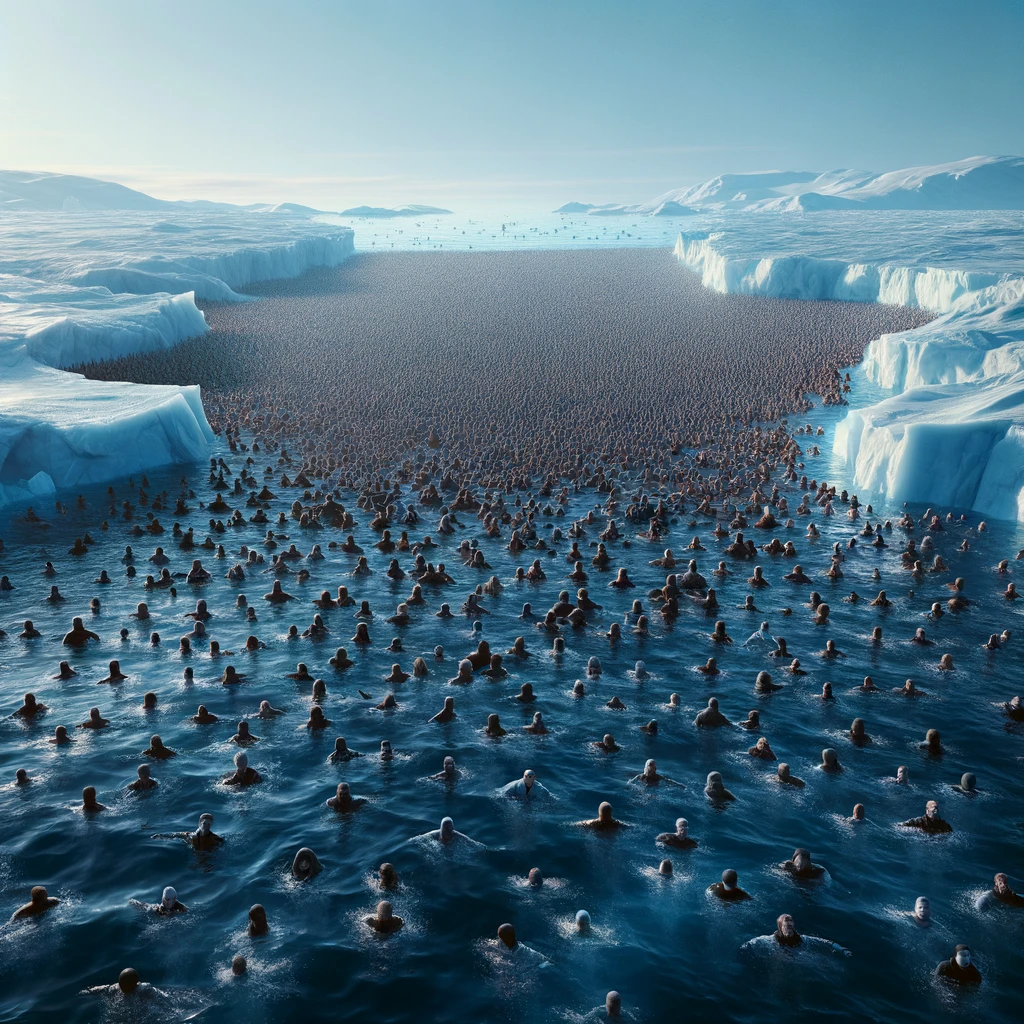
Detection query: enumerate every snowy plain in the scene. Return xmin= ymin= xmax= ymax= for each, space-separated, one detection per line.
xmin=4 ymin=158 xmax=1024 ymax=519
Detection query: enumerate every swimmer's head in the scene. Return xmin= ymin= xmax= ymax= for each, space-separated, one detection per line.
xmin=598 ymin=801 xmax=614 ymax=823
xmin=231 ymin=954 xmax=247 ymax=976
xmin=721 ymin=869 xmax=737 ymax=889
xmin=439 ymin=817 xmax=455 ymax=841
xmin=575 ymin=909 xmax=591 ymax=933
xmin=914 ymin=896 xmax=931 ymax=922
xmin=234 ymin=751 xmax=248 ymax=770
xmin=675 ymin=818 xmax=688 ymax=838
xmin=292 ymin=847 xmax=320 ymax=879
xmin=777 ymin=913 xmax=796 ymax=938
xmin=955 ymin=944 xmax=971 ymax=969
xmin=497 ymin=923 xmax=517 ymax=950
xmin=161 ymin=886 xmax=177 ymax=909
xmin=606 ymin=992 xmax=622 ymax=1017
xmin=659 ymin=859 xmax=673 ymax=876
xmin=528 ymin=867 xmax=543 ymax=888
xmin=118 ymin=968 xmax=140 ymax=995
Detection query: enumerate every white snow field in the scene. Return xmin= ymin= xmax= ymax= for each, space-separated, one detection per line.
xmin=0 ymin=185 xmax=354 ymax=505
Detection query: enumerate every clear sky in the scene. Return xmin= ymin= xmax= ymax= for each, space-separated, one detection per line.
xmin=1 ymin=0 xmax=1022 ymax=209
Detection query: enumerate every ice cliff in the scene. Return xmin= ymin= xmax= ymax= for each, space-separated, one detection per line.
xmin=0 ymin=192 xmax=354 ymax=505
xmin=674 ymin=224 xmax=1024 ymax=521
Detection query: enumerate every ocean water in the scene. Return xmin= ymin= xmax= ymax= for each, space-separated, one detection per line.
xmin=1 ymin=389 xmax=1023 ymax=1023
xmin=322 ymin=209 xmax=1024 ymax=277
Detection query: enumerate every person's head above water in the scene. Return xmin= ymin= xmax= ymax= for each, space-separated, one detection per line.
xmin=117 ymin=968 xmax=140 ymax=995
xmin=497 ymin=922 xmax=517 ymax=950
xmin=291 ymin=847 xmax=321 ymax=880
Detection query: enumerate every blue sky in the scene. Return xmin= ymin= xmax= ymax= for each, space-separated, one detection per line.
xmin=1 ymin=0 xmax=1022 ymax=208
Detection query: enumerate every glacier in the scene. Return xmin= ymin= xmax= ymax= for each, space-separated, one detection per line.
xmin=0 ymin=196 xmax=354 ymax=505
xmin=672 ymin=206 xmax=1024 ymax=521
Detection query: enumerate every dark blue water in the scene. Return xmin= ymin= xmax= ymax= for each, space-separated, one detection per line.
xmin=2 ymin=416 xmax=1023 ymax=1022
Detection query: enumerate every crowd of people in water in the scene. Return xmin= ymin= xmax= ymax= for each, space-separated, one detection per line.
xmin=75 ymin=251 xmax=934 ymax=485
xmin=4 ymin=400 xmax=1023 ymax=1016
xmin=11 ymin=259 xmax=1021 ymax=1015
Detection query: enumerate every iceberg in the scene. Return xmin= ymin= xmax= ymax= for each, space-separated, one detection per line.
xmin=0 ymin=177 xmax=355 ymax=504
xmin=833 ymin=374 xmax=1024 ymax=522
xmin=670 ymin=207 xmax=1024 ymax=520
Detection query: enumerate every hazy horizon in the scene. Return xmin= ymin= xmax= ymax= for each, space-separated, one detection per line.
xmin=2 ymin=0 xmax=1023 ymax=209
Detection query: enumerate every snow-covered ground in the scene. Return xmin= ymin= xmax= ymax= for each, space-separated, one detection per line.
xmin=0 ymin=204 xmax=354 ymax=505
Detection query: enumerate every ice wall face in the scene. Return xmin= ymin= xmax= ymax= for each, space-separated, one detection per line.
xmin=674 ymin=225 xmax=1024 ymax=522
xmin=0 ymin=209 xmax=354 ymax=505
xmin=672 ymin=233 xmax=1009 ymax=310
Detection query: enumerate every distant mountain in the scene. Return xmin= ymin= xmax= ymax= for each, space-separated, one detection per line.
xmin=340 ymin=204 xmax=453 ymax=218
xmin=0 ymin=170 xmax=171 ymax=211
xmin=557 ymin=156 xmax=1024 ymax=216
xmin=0 ymin=170 xmax=333 ymax=215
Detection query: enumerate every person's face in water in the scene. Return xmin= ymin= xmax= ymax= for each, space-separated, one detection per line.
xmin=779 ymin=915 xmax=796 ymax=938
xmin=955 ymin=948 xmax=971 ymax=969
